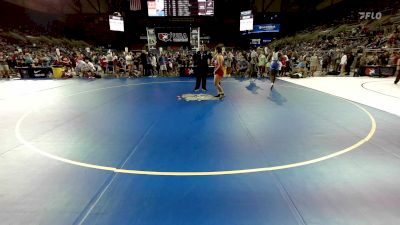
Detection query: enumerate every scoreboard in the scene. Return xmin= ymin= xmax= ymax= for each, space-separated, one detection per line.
xmin=147 ymin=0 xmax=214 ymax=17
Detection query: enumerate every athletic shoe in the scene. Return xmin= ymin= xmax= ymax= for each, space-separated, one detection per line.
xmin=201 ymin=89 xmax=207 ymax=92
xmin=194 ymin=89 xmax=200 ymax=92
xmin=270 ymin=83 xmax=274 ymax=89
xmin=214 ymin=94 xmax=220 ymax=98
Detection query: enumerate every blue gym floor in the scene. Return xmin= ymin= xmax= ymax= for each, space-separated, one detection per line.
xmin=1 ymin=77 xmax=400 ymax=225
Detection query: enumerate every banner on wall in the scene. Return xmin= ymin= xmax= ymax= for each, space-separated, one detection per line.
xmin=242 ymin=24 xmax=280 ymax=35
xmin=155 ymin=27 xmax=190 ymax=46
xmin=146 ymin=28 xmax=157 ymax=50
xmin=249 ymin=24 xmax=280 ymax=33
xmin=190 ymin=27 xmax=200 ymax=51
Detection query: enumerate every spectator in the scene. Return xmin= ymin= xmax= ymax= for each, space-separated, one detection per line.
xmin=237 ymin=56 xmax=250 ymax=77
xmin=158 ymin=53 xmax=167 ymax=76
xmin=345 ymin=53 xmax=354 ymax=75
xmin=225 ymin=52 xmax=233 ymax=77
xmin=150 ymin=53 xmax=158 ymax=76
xmin=125 ymin=52 xmax=134 ymax=77
xmin=0 ymin=52 xmax=11 ymax=78
xmin=394 ymin=52 xmax=400 ymax=84
xmin=258 ymin=52 xmax=267 ymax=77
xmin=106 ymin=51 xmax=113 ymax=74
xmin=310 ymin=52 xmax=319 ymax=77
xmin=24 ymin=53 xmax=33 ymax=67
xmin=340 ymin=52 xmax=347 ymax=75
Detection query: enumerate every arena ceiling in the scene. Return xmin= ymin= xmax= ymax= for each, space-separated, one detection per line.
xmin=2 ymin=0 xmax=109 ymax=14
xmin=0 ymin=0 xmax=353 ymax=46
xmin=2 ymin=0 xmax=345 ymax=15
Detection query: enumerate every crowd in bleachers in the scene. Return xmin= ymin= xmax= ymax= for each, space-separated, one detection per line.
xmin=0 ymin=35 xmax=189 ymax=79
xmin=0 ymin=33 xmax=272 ymax=79
xmin=266 ymin=8 xmax=400 ymax=77
xmin=1 ymin=8 xmax=400 ymax=80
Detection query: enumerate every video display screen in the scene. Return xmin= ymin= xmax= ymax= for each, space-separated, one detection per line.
xmin=109 ymin=15 xmax=124 ymax=32
xmin=240 ymin=10 xmax=254 ymax=31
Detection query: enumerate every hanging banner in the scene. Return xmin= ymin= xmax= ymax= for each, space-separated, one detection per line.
xmin=249 ymin=24 xmax=280 ymax=33
xmin=190 ymin=27 xmax=200 ymax=51
xmin=155 ymin=27 xmax=190 ymax=46
xmin=146 ymin=27 xmax=157 ymax=50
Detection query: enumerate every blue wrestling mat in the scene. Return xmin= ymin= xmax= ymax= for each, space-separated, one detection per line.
xmin=1 ymin=77 xmax=400 ymax=225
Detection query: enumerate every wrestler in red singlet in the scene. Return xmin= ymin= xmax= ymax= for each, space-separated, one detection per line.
xmin=213 ymin=47 xmax=225 ymax=98
xmin=214 ymin=60 xmax=224 ymax=77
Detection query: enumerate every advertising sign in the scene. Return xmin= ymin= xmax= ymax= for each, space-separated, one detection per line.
xmin=155 ymin=28 xmax=190 ymax=45
xmin=190 ymin=27 xmax=200 ymax=51
xmin=146 ymin=28 xmax=157 ymax=50
xmin=249 ymin=24 xmax=280 ymax=33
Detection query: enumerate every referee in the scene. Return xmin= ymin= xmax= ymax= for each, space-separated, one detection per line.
xmin=193 ymin=45 xmax=211 ymax=92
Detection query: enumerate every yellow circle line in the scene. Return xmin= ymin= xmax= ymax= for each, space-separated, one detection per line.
xmin=14 ymin=80 xmax=377 ymax=176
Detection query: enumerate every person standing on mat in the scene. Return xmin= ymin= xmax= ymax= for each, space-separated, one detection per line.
xmin=213 ymin=47 xmax=225 ymax=98
xmin=194 ymin=45 xmax=211 ymax=92
xmin=269 ymin=47 xmax=281 ymax=89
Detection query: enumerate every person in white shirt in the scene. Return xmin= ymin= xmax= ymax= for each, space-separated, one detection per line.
xmin=264 ymin=46 xmax=269 ymax=57
xmin=151 ymin=54 xmax=157 ymax=76
xmin=76 ymin=59 xmax=91 ymax=77
xmin=277 ymin=60 xmax=282 ymax=75
xmin=85 ymin=59 xmax=96 ymax=72
xmin=269 ymin=47 xmax=281 ymax=89
xmin=340 ymin=52 xmax=347 ymax=75
xmin=106 ymin=52 xmax=113 ymax=74
xmin=125 ymin=52 xmax=133 ymax=77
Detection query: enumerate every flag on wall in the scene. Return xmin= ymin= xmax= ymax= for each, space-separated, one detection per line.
xmin=130 ymin=0 xmax=142 ymax=11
